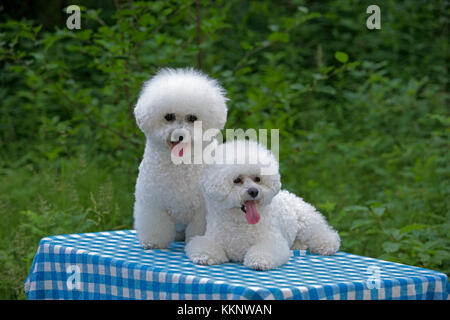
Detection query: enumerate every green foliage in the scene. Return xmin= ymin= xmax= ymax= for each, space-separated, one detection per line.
xmin=0 ymin=155 xmax=135 ymax=299
xmin=0 ymin=0 xmax=448 ymax=299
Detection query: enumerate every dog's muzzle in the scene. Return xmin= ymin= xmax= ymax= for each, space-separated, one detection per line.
xmin=170 ymin=128 xmax=190 ymax=143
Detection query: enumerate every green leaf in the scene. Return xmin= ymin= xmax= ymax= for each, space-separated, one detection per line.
xmin=373 ymin=207 xmax=386 ymax=217
xmin=334 ymin=51 xmax=349 ymax=63
xmin=240 ymin=41 xmax=253 ymax=51
xmin=350 ymin=219 xmax=372 ymax=230
xmin=235 ymin=67 xmax=252 ymax=76
xmin=384 ymin=229 xmax=403 ymax=241
xmin=318 ymin=201 xmax=336 ymax=212
xmin=400 ymin=223 xmax=428 ymax=234
xmin=297 ymin=6 xmax=309 ymax=13
xmin=316 ymin=85 xmax=336 ymax=95
xmin=383 ymin=242 xmax=400 ymax=253
xmin=344 ymin=205 xmax=369 ymax=213
xmin=33 ymin=25 xmax=42 ymax=34
xmin=268 ymin=32 xmax=290 ymax=43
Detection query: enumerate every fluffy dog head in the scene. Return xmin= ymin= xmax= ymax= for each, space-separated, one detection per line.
xmin=134 ymin=68 xmax=228 ymax=155
xmin=201 ymin=139 xmax=281 ymax=224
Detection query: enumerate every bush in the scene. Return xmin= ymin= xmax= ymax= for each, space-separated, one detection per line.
xmin=0 ymin=0 xmax=448 ymax=299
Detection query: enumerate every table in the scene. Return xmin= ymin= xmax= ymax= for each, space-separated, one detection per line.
xmin=24 ymin=230 xmax=449 ymax=300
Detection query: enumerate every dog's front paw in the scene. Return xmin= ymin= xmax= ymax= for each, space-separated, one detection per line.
xmin=190 ymin=254 xmax=221 ymax=266
xmin=140 ymin=240 xmax=169 ymax=250
xmin=244 ymin=254 xmax=274 ymax=271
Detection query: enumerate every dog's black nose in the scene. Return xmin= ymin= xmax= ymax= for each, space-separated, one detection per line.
xmin=178 ymin=135 xmax=184 ymax=142
xmin=247 ymin=187 xmax=259 ymax=198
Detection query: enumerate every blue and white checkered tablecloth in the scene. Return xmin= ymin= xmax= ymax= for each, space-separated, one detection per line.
xmin=24 ymin=230 xmax=449 ymax=300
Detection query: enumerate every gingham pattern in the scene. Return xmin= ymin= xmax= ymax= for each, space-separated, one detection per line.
xmin=24 ymin=230 xmax=449 ymax=300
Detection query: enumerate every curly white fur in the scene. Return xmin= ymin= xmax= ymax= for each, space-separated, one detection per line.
xmin=186 ymin=140 xmax=340 ymax=270
xmin=133 ymin=68 xmax=227 ymax=249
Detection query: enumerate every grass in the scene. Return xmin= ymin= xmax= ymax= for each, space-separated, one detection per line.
xmin=0 ymin=155 xmax=136 ymax=299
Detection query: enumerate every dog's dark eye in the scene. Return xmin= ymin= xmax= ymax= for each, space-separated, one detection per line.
xmin=164 ymin=113 xmax=175 ymax=121
xmin=233 ymin=177 xmax=242 ymax=184
xmin=186 ymin=114 xmax=198 ymax=122
xmin=254 ymin=177 xmax=261 ymax=183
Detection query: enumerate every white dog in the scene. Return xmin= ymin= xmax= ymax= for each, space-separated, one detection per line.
xmin=133 ymin=68 xmax=227 ymax=249
xmin=186 ymin=140 xmax=340 ymax=270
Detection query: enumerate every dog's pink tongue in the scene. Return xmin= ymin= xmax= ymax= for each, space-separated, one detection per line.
xmin=171 ymin=143 xmax=184 ymax=157
xmin=244 ymin=200 xmax=260 ymax=224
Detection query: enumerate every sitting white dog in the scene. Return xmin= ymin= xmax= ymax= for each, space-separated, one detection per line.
xmin=186 ymin=140 xmax=340 ymax=270
xmin=133 ymin=68 xmax=227 ymax=249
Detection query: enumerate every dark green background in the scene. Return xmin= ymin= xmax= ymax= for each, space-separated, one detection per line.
xmin=0 ymin=0 xmax=448 ymax=299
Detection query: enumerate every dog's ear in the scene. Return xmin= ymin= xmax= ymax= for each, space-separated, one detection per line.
xmin=260 ymin=172 xmax=281 ymax=206
xmin=201 ymin=169 xmax=231 ymax=203
xmin=134 ymin=96 xmax=151 ymax=133
xmin=267 ymin=172 xmax=281 ymax=194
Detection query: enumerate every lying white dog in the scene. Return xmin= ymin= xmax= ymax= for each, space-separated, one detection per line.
xmin=186 ymin=140 xmax=340 ymax=270
xmin=133 ymin=68 xmax=227 ymax=249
